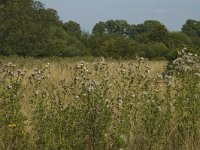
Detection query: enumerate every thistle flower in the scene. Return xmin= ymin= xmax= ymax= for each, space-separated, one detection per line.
xmin=131 ymin=94 xmax=136 ymax=98
xmin=75 ymin=95 xmax=80 ymax=100
xmin=34 ymin=90 xmax=39 ymax=96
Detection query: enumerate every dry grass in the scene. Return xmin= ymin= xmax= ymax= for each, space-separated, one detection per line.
xmin=1 ymin=54 xmax=199 ymax=150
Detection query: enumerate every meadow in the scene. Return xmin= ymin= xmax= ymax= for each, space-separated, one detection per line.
xmin=0 ymin=50 xmax=200 ymax=150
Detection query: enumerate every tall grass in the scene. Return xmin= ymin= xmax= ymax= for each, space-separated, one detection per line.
xmin=0 ymin=50 xmax=199 ymax=150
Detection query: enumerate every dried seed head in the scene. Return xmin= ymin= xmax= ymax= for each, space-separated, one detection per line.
xmin=131 ymin=94 xmax=136 ymax=98
xmin=8 ymin=85 xmax=12 ymax=89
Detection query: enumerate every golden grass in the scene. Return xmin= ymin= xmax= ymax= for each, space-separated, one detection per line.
xmin=1 ymin=55 xmax=200 ymax=150
xmin=1 ymin=56 xmax=167 ymax=119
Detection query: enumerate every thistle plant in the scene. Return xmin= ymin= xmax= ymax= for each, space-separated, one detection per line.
xmin=165 ymin=49 xmax=200 ymax=149
xmin=0 ymin=62 xmax=30 ymax=150
xmin=0 ymin=48 xmax=199 ymax=150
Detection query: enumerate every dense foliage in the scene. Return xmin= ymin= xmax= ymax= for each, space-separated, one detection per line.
xmin=0 ymin=0 xmax=200 ymax=59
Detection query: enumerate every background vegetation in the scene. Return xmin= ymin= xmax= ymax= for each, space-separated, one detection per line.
xmin=0 ymin=0 xmax=200 ymax=59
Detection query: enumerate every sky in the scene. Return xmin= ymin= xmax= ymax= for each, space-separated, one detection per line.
xmin=41 ymin=0 xmax=200 ymax=32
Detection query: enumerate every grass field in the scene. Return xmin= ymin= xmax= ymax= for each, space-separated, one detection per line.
xmin=0 ymin=53 xmax=200 ymax=150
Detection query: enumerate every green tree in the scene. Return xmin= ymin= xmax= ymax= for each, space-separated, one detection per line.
xmin=168 ymin=32 xmax=192 ymax=49
xmin=48 ymin=26 xmax=68 ymax=56
xmin=182 ymin=19 xmax=200 ymax=48
xmin=0 ymin=0 xmax=62 ymax=56
xmin=143 ymin=42 xmax=169 ymax=59
xmin=182 ymin=19 xmax=200 ymax=37
xmin=142 ymin=20 xmax=164 ymax=32
xmin=94 ymin=34 xmax=137 ymax=58
xmin=149 ymin=24 xmax=169 ymax=43
xmin=92 ymin=21 xmax=106 ymax=35
xmin=132 ymin=20 xmax=169 ymax=44
xmin=63 ymin=21 xmax=81 ymax=37
xmin=105 ymin=20 xmax=130 ymax=35
xmin=92 ymin=20 xmax=130 ymax=36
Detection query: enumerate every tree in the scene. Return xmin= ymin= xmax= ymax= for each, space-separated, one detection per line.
xmin=47 ymin=26 xmax=68 ymax=56
xmin=142 ymin=20 xmax=163 ymax=32
xmin=92 ymin=20 xmax=130 ymax=36
xmin=63 ymin=21 xmax=81 ymax=37
xmin=132 ymin=20 xmax=165 ymax=36
xmin=92 ymin=21 xmax=106 ymax=35
xmin=105 ymin=20 xmax=130 ymax=35
xmin=182 ymin=19 xmax=200 ymax=37
xmin=93 ymin=34 xmax=137 ymax=58
xmin=132 ymin=20 xmax=169 ymax=44
xmin=149 ymin=24 xmax=169 ymax=43
xmin=182 ymin=19 xmax=200 ymax=48
xmin=0 ymin=0 xmax=12 ymax=6
xmin=168 ymin=32 xmax=192 ymax=49
xmin=0 ymin=0 xmax=36 ymax=55
xmin=143 ymin=42 xmax=169 ymax=59
xmin=0 ymin=0 xmax=62 ymax=56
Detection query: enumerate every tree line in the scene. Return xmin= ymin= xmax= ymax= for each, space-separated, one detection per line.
xmin=0 ymin=0 xmax=200 ymax=60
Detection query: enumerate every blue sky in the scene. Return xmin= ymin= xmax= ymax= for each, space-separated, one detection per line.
xmin=41 ymin=0 xmax=200 ymax=32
